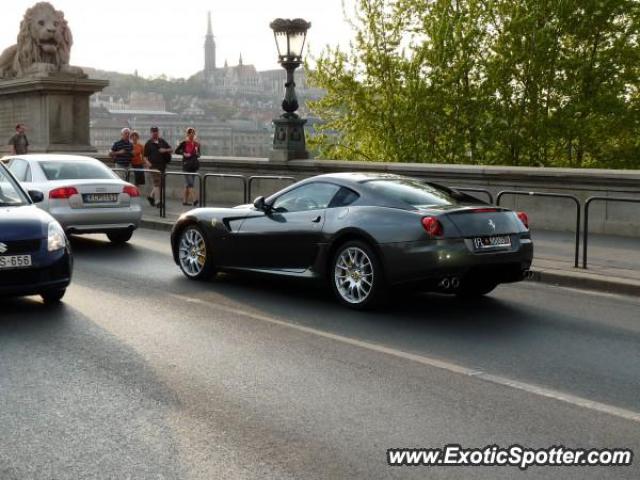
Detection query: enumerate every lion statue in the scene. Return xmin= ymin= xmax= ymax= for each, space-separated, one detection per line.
xmin=0 ymin=2 xmax=84 ymax=79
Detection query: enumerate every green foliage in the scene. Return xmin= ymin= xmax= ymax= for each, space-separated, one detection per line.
xmin=308 ymin=0 xmax=640 ymax=168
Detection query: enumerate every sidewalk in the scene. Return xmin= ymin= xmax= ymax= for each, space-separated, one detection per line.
xmin=530 ymin=229 xmax=640 ymax=296
xmin=139 ymin=202 xmax=640 ymax=296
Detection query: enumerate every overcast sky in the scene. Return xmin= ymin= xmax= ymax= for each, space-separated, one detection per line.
xmin=0 ymin=0 xmax=355 ymax=78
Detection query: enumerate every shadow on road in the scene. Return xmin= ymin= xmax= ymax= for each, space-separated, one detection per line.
xmin=0 ymin=298 xmax=185 ymax=479
xmin=184 ymin=270 xmax=526 ymax=339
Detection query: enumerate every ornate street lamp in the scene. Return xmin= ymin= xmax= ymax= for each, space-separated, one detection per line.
xmin=269 ymin=18 xmax=311 ymax=161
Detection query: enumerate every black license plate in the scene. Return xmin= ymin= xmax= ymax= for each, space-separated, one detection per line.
xmin=473 ymin=235 xmax=511 ymax=250
xmin=83 ymin=193 xmax=118 ymax=203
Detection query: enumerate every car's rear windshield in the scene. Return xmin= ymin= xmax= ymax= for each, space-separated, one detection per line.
xmin=365 ymin=179 xmax=457 ymax=208
xmin=39 ymin=161 xmax=116 ymax=181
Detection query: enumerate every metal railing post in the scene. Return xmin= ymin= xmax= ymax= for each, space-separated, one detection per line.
xmin=496 ymin=190 xmax=581 ymax=268
xmin=582 ymin=196 xmax=640 ymax=269
xmin=160 ymin=172 xmax=166 ymax=218
xmin=450 ymin=186 xmax=494 ymax=204
xmin=247 ymin=175 xmax=297 ymax=203
xmin=201 ymin=174 xmax=248 ymax=207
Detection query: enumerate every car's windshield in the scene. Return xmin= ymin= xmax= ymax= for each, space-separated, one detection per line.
xmin=0 ymin=165 xmax=29 ymax=206
xmin=39 ymin=160 xmax=117 ymax=181
xmin=365 ymin=178 xmax=457 ymax=208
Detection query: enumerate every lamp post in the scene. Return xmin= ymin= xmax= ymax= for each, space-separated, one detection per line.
xmin=269 ymin=18 xmax=311 ymax=161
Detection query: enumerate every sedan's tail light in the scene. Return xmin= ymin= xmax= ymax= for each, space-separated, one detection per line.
xmin=516 ymin=211 xmax=529 ymax=229
xmin=421 ymin=216 xmax=444 ymax=237
xmin=122 ymin=185 xmax=140 ymax=197
xmin=49 ymin=186 xmax=78 ymax=199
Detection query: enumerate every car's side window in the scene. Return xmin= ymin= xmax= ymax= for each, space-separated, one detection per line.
xmin=329 ymin=187 xmax=360 ymax=208
xmin=8 ymin=159 xmax=30 ymax=182
xmin=272 ymin=182 xmax=341 ymax=213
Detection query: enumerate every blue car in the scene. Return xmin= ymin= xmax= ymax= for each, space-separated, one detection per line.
xmin=0 ymin=161 xmax=72 ymax=303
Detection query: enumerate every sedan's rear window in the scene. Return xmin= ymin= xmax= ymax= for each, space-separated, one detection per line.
xmin=39 ymin=161 xmax=116 ymax=181
xmin=365 ymin=179 xmax=456 ymax=208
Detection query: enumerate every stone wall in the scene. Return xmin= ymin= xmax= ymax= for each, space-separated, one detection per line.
xmin=95 ymin=154 xmax=640 ymax=237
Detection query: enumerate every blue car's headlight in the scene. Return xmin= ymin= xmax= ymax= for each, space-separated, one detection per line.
xmin=47 ymin=222 xmax=66 ymax=252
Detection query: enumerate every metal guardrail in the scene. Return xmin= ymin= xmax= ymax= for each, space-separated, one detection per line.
xmin=583 ymin=196 xmax=640 ymax=269
xmin=112 ymin=167 xmax=129 ymax=181
xmin=450 ymin=186 xmax=494 ymax=204
xmin=160 ymin=171 xmax=203 ymax=218
xmin=201 ymin=173 xmax=247 ymax=207
xmin=247 ymin=175 xmax=297 ymax=203
xmin=496 ymin=190 xmax=581 ymax=268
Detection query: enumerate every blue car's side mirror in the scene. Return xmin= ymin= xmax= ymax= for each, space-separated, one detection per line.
xmin=28 ymin=190 xmax=44 ymax=203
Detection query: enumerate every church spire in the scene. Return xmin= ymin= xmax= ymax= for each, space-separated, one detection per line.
xmin=204 ymin=10 xmax=216 ymax=80
xmin=207 ymin=11 xmax=213 ymax=36
xmin=239 ymin=53 xmax=243 ymax=66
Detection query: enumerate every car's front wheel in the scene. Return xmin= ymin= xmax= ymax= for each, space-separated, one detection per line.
xmin=107 ymin=229 xmax=133 ymax=244
xmin=331 ymin=241 xmax=385 ymax=309
xmin=177 ymin=225 xmax=216 ymax=280
xmin=41 ymin=289 xmax=66 ymax=304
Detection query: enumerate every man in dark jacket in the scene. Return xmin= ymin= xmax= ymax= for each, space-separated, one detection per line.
xmin=143 ymin=126 xmax=172 ymax=207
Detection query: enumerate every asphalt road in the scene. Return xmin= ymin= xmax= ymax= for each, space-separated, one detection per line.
xmin=1 ymin=229 xmax=639 ymax=479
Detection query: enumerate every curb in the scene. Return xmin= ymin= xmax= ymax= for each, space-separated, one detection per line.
xmin=138 ymin=220 xmax=640 ymax=297
xmin=526 ymin=268 xmax=640 ymax=297
xmin=141 ymin=218 xmax=174 ymax=232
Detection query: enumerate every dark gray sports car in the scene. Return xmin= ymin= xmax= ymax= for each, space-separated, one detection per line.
xmin=170 ymin=173 xmax=533 ymax=309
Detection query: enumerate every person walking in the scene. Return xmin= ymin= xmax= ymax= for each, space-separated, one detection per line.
xmin=110 ymin=128 xmax=133 ymax=169
xmin=130 ymin=131 xmax=149 ymax=187
xmin=143 ymin=126 xmax=172 ymax=208
xmin=174 ymin=127 xmax=201 ymax=207
xmin=8 ymin=123 xmax=29 ymax=154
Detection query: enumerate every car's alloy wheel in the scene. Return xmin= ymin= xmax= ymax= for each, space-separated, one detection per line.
xmin=178 ymin=226 xmax=213 ymax=280
xmin=332 ymin=241 xmax=383 ymax=309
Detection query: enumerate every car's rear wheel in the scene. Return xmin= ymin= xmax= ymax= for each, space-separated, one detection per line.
xmin=41 ymin=289 xmax=66 ymax=304
xmin=107 ymin=229 xmax=133 ymax=244
xmin=331 ymin=241 xmax=385 ymax=309
xmin=178 ymin=225 xmax=215 ymax=280
xmin=456 ymin=280 xmax=498 ymax=297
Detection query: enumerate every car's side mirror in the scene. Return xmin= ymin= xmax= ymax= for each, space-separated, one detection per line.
xmin=253 ymin=196 xmax=268 ymax=212
xmin=28 ymin=190 xmax=44 ymax=203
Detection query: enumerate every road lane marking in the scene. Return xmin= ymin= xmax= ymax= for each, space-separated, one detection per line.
xmin=172 ymin=293 xmax=640 ymax=424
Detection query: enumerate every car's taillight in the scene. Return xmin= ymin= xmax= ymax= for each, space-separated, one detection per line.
xmin=122 ymin=185 xmax=140 ymax=197
xmin=49 ymin=187 xmax=78 ymax=199
xmin=517 ymin=211 xmax=529 ymax=229
xmin=421 ymin=216 xmax=444 ymax=237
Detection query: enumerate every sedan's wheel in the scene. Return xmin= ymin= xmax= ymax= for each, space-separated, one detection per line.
xmin=178 ymin=225 xmax=215 ymax=280
xmin=41 ymin=289 xmax=66 ymax=304
xmin=332 ymin=241 xmax=385 ymax=309
xmin=107 ymin=229 xmax=133 ymax=244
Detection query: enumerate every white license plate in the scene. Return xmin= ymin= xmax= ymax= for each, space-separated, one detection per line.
xmin=0 ymin=255 xmax=32 ymax=269
xmin=83 ymin=193 xmax=119 ymax=203
xmin=473 ymin=235 xmax=511 ymax=250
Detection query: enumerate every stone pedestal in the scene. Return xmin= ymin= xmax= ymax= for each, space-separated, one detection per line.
xmin=269 ymin=116 xmax=309 ymax=161
xmin=0 ymin=75 xmax=108 ymax=153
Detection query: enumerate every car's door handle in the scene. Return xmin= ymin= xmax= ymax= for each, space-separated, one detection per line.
xmin=311 ymin=215 xmax=322 ymax=223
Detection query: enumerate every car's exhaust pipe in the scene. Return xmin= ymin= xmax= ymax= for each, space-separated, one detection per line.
xmin=439 ymin=278 xmax=451 ymax=289
xmin=522 ymin=269 xmax=533 ymax=279
xmin=451 ymin=277 xmax=460 ymax=289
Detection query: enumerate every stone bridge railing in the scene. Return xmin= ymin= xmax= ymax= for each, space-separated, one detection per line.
xmin=90 ymin=153 xmax=640 ymax=237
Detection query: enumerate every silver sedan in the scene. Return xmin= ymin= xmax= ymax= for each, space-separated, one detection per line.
xmin=2 ymin=154 xmax=142 ymax=243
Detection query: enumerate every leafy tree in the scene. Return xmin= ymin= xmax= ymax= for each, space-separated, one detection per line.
xmin=308 ymin=0 xmax=640 ymax=168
